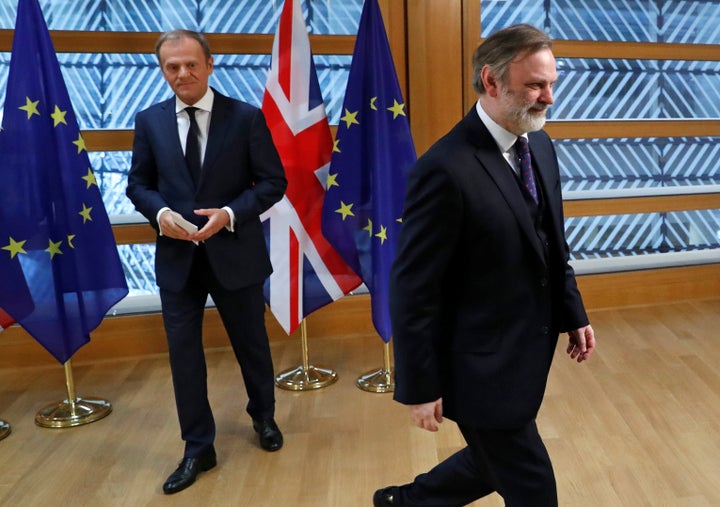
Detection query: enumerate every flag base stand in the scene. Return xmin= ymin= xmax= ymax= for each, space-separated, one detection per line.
xmin=34 ymin=360 xmax=112 ymax=428
xmin=356 ymin=367 xmax=394 ymax=393
xmin=0 ymin=420 xmax=10 ymax=440
xmin=275 ymin=320 xmax=338 ymax=391
xmin=275 ymin=365 xmax=338 ymax=391
xmin=35 ymin=397 xmax=112 ymax=428
xmin=356 ymin=342 xmax=394 ymax=393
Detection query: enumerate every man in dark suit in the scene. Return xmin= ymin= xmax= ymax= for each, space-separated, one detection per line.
xmin=126 ymin=29 xmax=287 ymax=495
xmin=374 ymin=24 xmax=596 ymax=506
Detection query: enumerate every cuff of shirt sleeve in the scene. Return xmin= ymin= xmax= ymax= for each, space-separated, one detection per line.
xmin=156 ymin=207 xmax=171 ymax=236
xmin=222 ymin=206 xmax=235 ymax=232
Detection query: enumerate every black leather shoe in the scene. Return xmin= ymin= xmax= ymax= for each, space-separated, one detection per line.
xmin=162 ymin=448 xmax=217 ymax=494
xmin=252 ymin=418 xmax=283 ymax=452
xmin=373 ymin=486 xmax=401 ymax=506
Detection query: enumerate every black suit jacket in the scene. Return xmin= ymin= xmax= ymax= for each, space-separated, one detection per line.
xmin=390 ymin=108 xmax=588 ymax=429
xmin=126 ymin=90 xmax=287 ymax=292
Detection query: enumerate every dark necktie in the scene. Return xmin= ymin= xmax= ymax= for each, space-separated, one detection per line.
xmin=515 ymin=136 xmax=538 ymax=203
xmin=185 ymin=106 xmax=201 ymax=187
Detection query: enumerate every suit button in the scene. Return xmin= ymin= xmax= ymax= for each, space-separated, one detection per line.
xmin=540 ymin=277 xmax=548 ymax=287
xmin=541 ymin=326 xmax=550 ymax=334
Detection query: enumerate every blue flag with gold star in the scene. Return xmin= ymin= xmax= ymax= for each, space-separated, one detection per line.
xmin=321 ymin=0 xmax=416 ymax=342
xmin=0 ymin=0 xmax=128 ymax=363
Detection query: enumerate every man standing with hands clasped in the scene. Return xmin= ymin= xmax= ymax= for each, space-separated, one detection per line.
xmin=375 ymin=24 xmax=596 ymax=507
xmin=127 ymin=29 xmax=287 ymax=494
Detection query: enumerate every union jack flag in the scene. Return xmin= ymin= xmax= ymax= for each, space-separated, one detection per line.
xmin=0 ymin=308 xmax=13 ymax=331
xmin=261 ymin=0 xmax=361 ymax=335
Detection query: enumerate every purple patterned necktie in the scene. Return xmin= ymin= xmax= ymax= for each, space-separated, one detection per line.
xmin=515 ymin=136 xmax=538 ymax=203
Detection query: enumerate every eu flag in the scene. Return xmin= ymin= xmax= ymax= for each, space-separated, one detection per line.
xmin=321 ymin=0 xmax=417 ymax=342
xmin=0 ymin=0 xmax=128 ymax=363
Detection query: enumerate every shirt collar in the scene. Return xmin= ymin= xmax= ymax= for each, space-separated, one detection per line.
xmin=175 ymin=87 xmax=214 ymax=114
xmin=475 ymin=99 xmax=527 ymax=153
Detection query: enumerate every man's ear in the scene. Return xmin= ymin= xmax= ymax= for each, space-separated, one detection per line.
xmin=482 ymin=66 xmax=499 ymax=98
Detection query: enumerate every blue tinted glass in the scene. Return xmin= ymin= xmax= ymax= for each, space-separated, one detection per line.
xmin=89 ymin=152 xmax=136 ymax=215
xmin=566 ymin=210 xmax=720 ymax=260
xmin=481 ymin=0 xmax=720 ymax=44
xmin=662 ymin=1 xmax=720 ymax=44
xmin=552 ymin=59 xmax=720 ymax=120
xmin=0 ymin=52 xmax=350 ymax=129
xmin=118 ymin=243 xmax=157 ymax=296
xmin=557 ymin=138 xmax=720 ymax=193
xmin=0 ymin=0 xmax=363 ymax=34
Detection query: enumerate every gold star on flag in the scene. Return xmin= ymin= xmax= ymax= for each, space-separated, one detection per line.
xmin=45 ymin=239 xmax=63 ymax=259
xmin=375 ymin=225 xmax=388 ymax=244
xmin=333 ymin=139 xmax=341 ymax=153
xmin=369 ymin=97 xmax=378 ymax=111
xmin=82 ymin=167 xmax=97 ymax=188
xmin=387 ymin=99 xmax=406 ymax=119
xmin=326 ymin=172 xmax=339 ymax=190
xmin=67 ymin=234 xmax=76 ymax=248
xmin=51 ymin=105 xmax=68 ymax=127
xmin=363 ymin=219 xmax=373 ymax=236
xmin=19 ymin=97 xmax=40 ymax=119
xmin=73 ymin=134 xmax=87 ymax=153
xmin=2 ymin=237 xmax=27 ymax=258
xmin=79 ymin=203 xmax=93 ymax=223
xmin=335 ymin=201 xmax=355 ymax=220
xmin=340 ymin=108 xmax=360 ymax=129
xmin=397 ymin=217 xmax=403 ymax=223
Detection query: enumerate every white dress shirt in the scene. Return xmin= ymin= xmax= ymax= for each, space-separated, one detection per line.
xmin=475 ymin=100 xmax=527 ymax=176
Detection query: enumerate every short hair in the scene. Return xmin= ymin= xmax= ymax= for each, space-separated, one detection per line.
xmin=472 ymin=24 xmax=552 ymax=94
xmin=155 ymin=29 xmax=212 ymax=63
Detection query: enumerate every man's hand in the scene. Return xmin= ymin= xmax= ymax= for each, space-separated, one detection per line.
xmin=567 ymin=324 xmax=595 ymax=363
xmin=158 ymin=209 xmax=195 ymax=242
xmin=409 ymin=398 xmax=443 ymax=432
xmin=190 ymin=208 xmax=231 ymax=243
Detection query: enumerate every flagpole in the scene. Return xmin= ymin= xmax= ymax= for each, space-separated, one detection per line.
xmin=356 ymin=340 xmax=394 ymax=393
xmin=0 ymin=419 xmax=10 ymax=440
xmin=35 ymin=359 xmax=112 ymax=428
xmin=275 ymin=320 xmax=338 ymax=391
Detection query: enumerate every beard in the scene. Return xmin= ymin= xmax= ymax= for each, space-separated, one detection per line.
xmin=499 ymin=87 xmax=548 ymax=133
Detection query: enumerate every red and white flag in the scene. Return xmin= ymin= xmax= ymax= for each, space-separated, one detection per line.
xmin=0 ymin=308 xmax=14 ymax=332
xmin=261 ymin=0 xmax=361 ymax=335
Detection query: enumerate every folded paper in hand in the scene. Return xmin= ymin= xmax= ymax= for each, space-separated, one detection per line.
xmin=170 ymin=211 xmax=199 ymax=244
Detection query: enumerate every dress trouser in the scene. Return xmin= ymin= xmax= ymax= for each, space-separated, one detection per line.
xmin=160 ymin=245 xmax=276 ymax=458
xmin=399 ymin=420 xmax=557 ymax=507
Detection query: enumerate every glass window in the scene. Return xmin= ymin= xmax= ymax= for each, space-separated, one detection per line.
xmin=566 ymin=210 xmax=720 ymax=260
xmin=118 ymin=243 xmax=157 ymax=296
xmin=552 ymin=59 xmax=720 ymax=121
xmin=557 ymin=137 xmax=720 ymax=193
xmin=0 ymin=0 xmax=363 ymax=34
xmin=481 ymin=0 xmax=720 ymax=44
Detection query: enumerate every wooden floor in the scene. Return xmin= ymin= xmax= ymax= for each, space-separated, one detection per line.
xmin=1 ymin=298 xmax=719 ymax=506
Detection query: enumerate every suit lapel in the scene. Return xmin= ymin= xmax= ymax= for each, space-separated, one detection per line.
xmin=464 ymin=111 xmax=546 ymax=264
xmin=158 ymin=98 xmax=197 ymax=190
xmin=160 ymin=98 xmax=186 ymax=164
xmin=529 ymin=130 xmax=566 ymax=257
xmin=201 ymin=90 xmax=231 ymax=186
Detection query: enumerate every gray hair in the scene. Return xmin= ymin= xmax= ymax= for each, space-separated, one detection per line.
xmin=155 ymin=29 xmax=212 ymax=63
xmin=472 ymin=24 xmax=552 ymax=94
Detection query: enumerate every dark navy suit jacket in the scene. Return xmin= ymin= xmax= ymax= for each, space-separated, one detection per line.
xmin=127 ymin=90 xmax=286 ymax=293
xmin=390 ymin=108 xmax=588 ymax=429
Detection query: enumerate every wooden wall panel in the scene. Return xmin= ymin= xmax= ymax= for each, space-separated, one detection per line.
xmin=379 ymin=0 xmax=409 ymax=98
xmin=407 ymin=0 xmax=465 ymax=155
